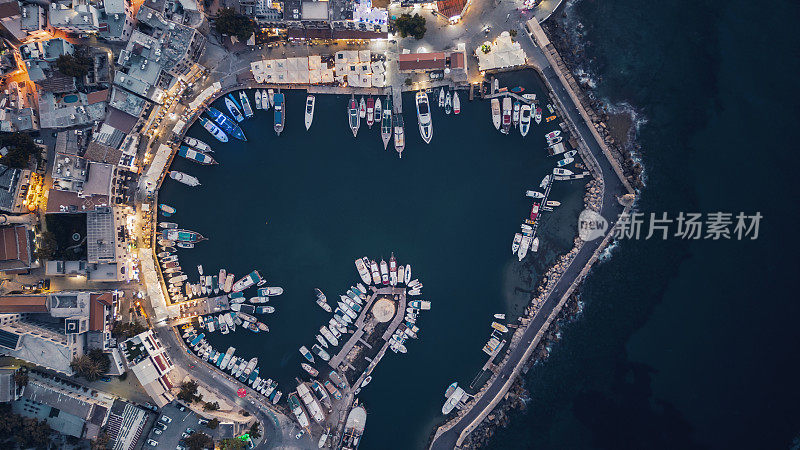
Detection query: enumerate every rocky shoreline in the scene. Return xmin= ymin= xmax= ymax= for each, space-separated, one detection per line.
xmin=542 ymin=16 xmax=645 ymax=190
xmin=461 ymin=289 xmax=585 ymax=448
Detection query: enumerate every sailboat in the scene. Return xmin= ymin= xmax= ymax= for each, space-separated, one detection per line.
xmin=394 ymin=112 xmax=405 ymax=157
xmin=445 ymin=91 xmax=452 ymax=115
xmin=305 ymin=95 xmax=315 ymax=131
xmin=380 ymin=95 xmax=392 ymax=149
xmin=366 ymin=97 xmax=374 ymax=128
xmin=416 ymin=91 xmax=433 ymax=144
xmin=453 ymin=91 xmax=461 ymax=114
xmin=348 ymin=95 xmax=360 ymax=137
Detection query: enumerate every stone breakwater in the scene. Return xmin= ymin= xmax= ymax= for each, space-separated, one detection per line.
xmin=461 ymin=290 xmax=585 ymax=448
xmin=584 ymin=178 xmax=603 ymax=212
xmin=542 ymin=19 xmax=645 ymax=190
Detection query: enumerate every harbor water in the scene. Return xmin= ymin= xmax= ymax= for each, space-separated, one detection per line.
xmin=160 ymin=82 xmax=586 ymax=448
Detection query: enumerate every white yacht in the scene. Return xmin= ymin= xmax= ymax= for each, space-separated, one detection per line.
xmin=305 ymin=95 xmax=315 ymax=131
xmin=519 ymin=104 xmax=532 ymax=137
xmin=416 ymin=91 xmax=433 ymax=144
xmin=491 ymin=98 xmax=501 ymax=130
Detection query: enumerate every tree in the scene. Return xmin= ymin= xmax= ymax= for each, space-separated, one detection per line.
xmin=17 ymin=417 xmax=52 ymax=448
xmin=509 ymin=29 xmax=517 ymax=38
xmin=184 ymin=432 xmax=213 ymax=450
xmin=247 ymin=422 xmax=261 ymax=440
xmin=35 ymin=231 xmax=58 ymax=261
xmin=178 ymin=380 xmax=203 ymax=403
xmin=0 ymin=132 xmax=39 ymax=168
xmin=218 ymin=438 xmax=246 ymax=450
xmin=56 ymin=47 xmax=92 ymax=78
xmin=206 ymin=418 xmax=220 ymax=429
xmin=71 ymin=350 xmax=110 ymax=381
xmin=13 ymin=370 xmax=28 ymax=388
xmin=394 ymin=14 xmax=426 ymax=40
xmin=91 ymin=431 xmax=110 ymax=450
xmin=214 ymin=8 xmax=256 ymax=42
xmin=203 ymin=401 xmax=219 ymax=411
xmin=111 ymin=321 xmax=147 ymax=340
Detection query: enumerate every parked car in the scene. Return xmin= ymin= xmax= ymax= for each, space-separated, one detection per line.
xmin=159 ymin=415 xmax=172 ymax=423
xmin=146 ymin=439 xmax=158 ymax=447
xmin=153 ymin=429 xmax=162 ymax=435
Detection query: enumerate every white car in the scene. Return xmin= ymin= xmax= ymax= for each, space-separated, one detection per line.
xmin=153 ymin=429 xmax=162 ymax=435
xmin=146 ymin=439 xmax=158 ymax=447
xmin=159 ymin=415 xmax=172 ymax=423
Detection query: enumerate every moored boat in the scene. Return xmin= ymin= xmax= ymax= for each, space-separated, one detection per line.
xmin=254 ymin=89 xmax=262 ymax=110
xmin=552 ymin=168 xmax=573 ymax=176
xmin=162 ymin=228 xmax=206 ymax=243
xmin=374 ymin=97 xmax=382 ymax=132
xmin=445 ymin=90 xmax=452 ymax=115
xmin=519 ymin=104 xmax=532 ymax=137
xmin=206 ymin=106 xmax=246 ymax=140
xmin=299 ymin=346 xmax=315 ymax=363
xmin=526 ymin=190 xmax=544 ymax=199
xmin=534 ymin=107 xmax=542 ymax=124
xmin=415 ymin=91 xmax=433 ymax=144
xmin=232 ymin=270 xmax=263 ymax=292
xmin=266 ymin=89 xmax=274 ymax=109
xmin=239 ymin=91 xmax=253 ymax=118
xmin=359 ymin=97 xmax=366 ymax=118
xmin=512 ymin=233 xmax=522 ymax=253
xmin=380 ymin=95 xmax=392 ymax=149
xmin=199 ymin=116 xmax=228 ymax=142
xmin=453 ymin=91 xmax=461 ymax=114
xmin=169 ymin=171 xmax=200 ymax=186
xmin=225 ymin=94 xmax=245 ymax=122
xmin=438 ymin=87 xmax=445 ymax=107
xmin=393 ymin=112 xmax=405 ymax=157
xmin=366 ymin=97 xmax=374 ymax=128
xmin=178 ymin=145 xmax=217 ymax=165
xmin=348 ymin=95 xmax=360 ymax=137
xmin=183 ymin=136 xmax=212 ymax=153
xmin=159 ymin=204 xmax=176 ymax=216
xmin=501 ymin=97 xmax=512 ymax=134
xmin=273 ymin=92 xmax=285 ymax=135
xmin=302 ymin=362 xmax=319 ymax=377
xmin=512 ymin=100 xmax=520 ymax=127
xmin=491 ymin=98 xmax=501 ymax=130
xmin=305 ymin=95 xmax=315 ymax=131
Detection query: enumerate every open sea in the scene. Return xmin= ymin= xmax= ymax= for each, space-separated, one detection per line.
xmin=486 ymin=0 xmax=800 ymax=448
xmin=161 ymin=79 xmax=587 ymax=447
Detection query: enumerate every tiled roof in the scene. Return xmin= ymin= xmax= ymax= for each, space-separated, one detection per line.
xmin=437 ymin=0 xmax=467 ymax=18
xmin=0 ymin=295 xmax=47 ymax=313
xmin=398 ymin=52 xmax=447 ymax=71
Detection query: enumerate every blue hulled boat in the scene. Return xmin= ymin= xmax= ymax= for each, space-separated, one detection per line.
xmin=225 ymin=94 xmax=245 ymax=122
xmin=206 ymin=107 xmax=246 ymax=141
xmin=273 ymin=92 xmax=285 ymax=135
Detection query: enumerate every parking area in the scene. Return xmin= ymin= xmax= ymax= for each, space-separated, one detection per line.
xmin=142 ymin=402 xmax=228 ymax=449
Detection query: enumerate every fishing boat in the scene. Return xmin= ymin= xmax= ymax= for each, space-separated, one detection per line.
xmin=249 ymin=296 xmax=269 ymax=304
xmin=169 ymin=171 xmax=200 ymax=186
xmin=445 ymin=91 xmax=452 ymax=115
xmin=178 ymin=145 xmax=217 ymax=165
xmin=494 ymin=313 xmax=506 ymax=320
xmin=348 ymin=95 xmax=360 ymax=137
xmin=257 ymin=322 xmax=269 ymax=332
xmin=162 ymin=228 xmax=206 ymax=243
xmin=340 ymin=404 xmax=367 ymax=449
xmin=224 ymin=274 xmax=234 ymax=292
xmin=273 ymin=92 xmax=285 ymax=135
xmin=198 ymin=117 xmax=228 ymax=142
xmin=519 ymin=104 xmax=531 ymax=136
xmin=453 ymin=91 xmax=461 ymax=114
xmin=302 ymin=363 xmax=319 ymax=377
xmin=501 ymin=97 xmax=512 ymax=134
xmin=531 ymin=237 xmax=540 ymax=252
xmin=534 ymin=106 xmax=542 ymax=124
xmin=393 ymin=112 xmax=405 ymax=157
xmin=206 ymin=107 xmax=246 ymax=140
xmin=553 ymin=168 xmax=573 ymax=176
xmin=405 ymin=264 xmax=411 ymax=285
xmin=232 ymin=270 xmax=263 ymax=292
xmin=320 ymin=326 xmax=338 ymax=346
xmin=409 ymin=300 xmax=431 ymax=310
xmin=512 ymin=100 xmax=520 ymax=127
xmin=415 ymin=91 xmax=433 ymax=144
xmin=183 ymin=136 xmax=212 ymax=153
xmin=324 ymin=380 xmax=342 ymax=400
xmin=239 ymin=91 xmax=253 ymax=118
xmin=304 ymin=95 xmax=315 ymax=131
xmin=312 ymin=344 xmax=330 ymax=361
xmin=266 ymin=89 xmax=274 ymax=109
xmin=380 ymin=96 xmax=392 ymax=149
xmin=359 ymin=97 xmax=366 ymax=118
xmin=299 ymin=346 xmax=315 ymax=363
xmin=225 ymin=95 xmax=245 ymax=122
xmin=254 ymin=89 xmax=262 ymax=110
xmin=512 ymin=233 xmax=522 ymax=253
xmin=530 ymin=203 xmax=540 ymax=221
xmin=374 ymin=97 xmax=382 ymax=131
xmin=492 ymin=322 xmax=509 ymax=333
xmin=491 ymin=98 xmax=501 ymax=130
xmin=159 ymin=204 xmax=176 ymax=216
xmin=158 ymin=222 xmax=177 ymax=229
xmin=366 ymin=97 xmax=374 ymax=128
xmin=438 ymin=88 xmax=445 ymax=107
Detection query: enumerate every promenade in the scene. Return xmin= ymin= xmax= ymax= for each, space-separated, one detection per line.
xmin=429 ymin=18 xmax=634 ymax=450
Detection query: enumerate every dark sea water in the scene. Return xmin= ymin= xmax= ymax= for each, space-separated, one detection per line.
xmin=161 ymin=84 xmax=587 ymax=448
xmin=488 ymin=0 xmax=800 ymax=448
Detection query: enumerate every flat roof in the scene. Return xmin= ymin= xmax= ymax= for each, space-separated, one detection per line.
xmin=398 ymin=52 xmax=447 ymax=70
xmin=46 ymin=189 xmax=109 ymax=213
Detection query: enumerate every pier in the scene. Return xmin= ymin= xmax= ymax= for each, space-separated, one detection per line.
xmin=483 ymin=91 xmax=535 ymax=104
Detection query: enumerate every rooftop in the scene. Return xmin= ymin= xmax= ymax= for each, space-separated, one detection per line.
xmin=86 ymin=206 xmax=117 ymax=263
xmin=0 ymin=295 xmax=48 ymax=314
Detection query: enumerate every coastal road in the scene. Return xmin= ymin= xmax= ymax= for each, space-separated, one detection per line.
xmin=429 ymin=31 xmax=628 ymax=450
xmin=151 ymin=324 xmax=296 ymax=449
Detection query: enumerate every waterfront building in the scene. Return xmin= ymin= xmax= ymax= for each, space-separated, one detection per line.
xmin=475 ymin=32 xmax=527 ymax=71
xmin=120 ymin=330 xmax=176 ymax=407
xmin=435 ymin=0 xmax=470 ymax=22
xmin=37 ymin=90 xmax=108 ymax=129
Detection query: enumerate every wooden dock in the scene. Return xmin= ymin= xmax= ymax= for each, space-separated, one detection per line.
xmin=483 ymin=90 xmax=534 ymax=104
